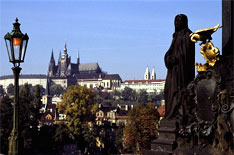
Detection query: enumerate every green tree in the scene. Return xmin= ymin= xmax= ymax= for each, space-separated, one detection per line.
xmin=0 ymin=95 xmax=13 ymax=154
xmin=36 ymin=125 xmax=56 ymax=153
xmin=54 ymin=123 xmax=73 ymax=148
xmin=58 ymin=85 xmax=98 ymax=153
xmin=19 ymin=83 xmax=39 ymax=152
xmin=122 ymin=87 xmax=136 ymax=101
xmin=137 ymin=90 xmax=148 ymax=103
xmin=148 ymin=92 xmax=164 ymax=103
xmin=0 ymin=85 xmax=5 ymax=96
xmin=33 ymin=85 xmax=42 ymax=108
xmin=123 ymin=103 xmax=160 ymax=154
xmin=7 ymin=83 xmax=14 ymax=95
xmin=50 ymin=84 xmax=64 ymax=96
xmin=115 ymin=123 xmax=124 ymax=153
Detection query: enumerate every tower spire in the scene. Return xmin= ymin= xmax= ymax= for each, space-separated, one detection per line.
xmin=64 ymin=42 xmax=67 ymax=55
xmin=77 ymin=50 xmax=80 ymax=64
xmin=144 ymin=66 xmax=150 ymax=80
xmin=151 ymin=66 xmax=156 ymax=80
xmin=50 ymin=49 xmax=55 ymax=62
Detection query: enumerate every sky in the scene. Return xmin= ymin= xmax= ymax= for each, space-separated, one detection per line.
xmin=0 ymin=0 xmax=222 ymax=81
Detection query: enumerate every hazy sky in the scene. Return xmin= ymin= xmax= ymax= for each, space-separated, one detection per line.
xmin=0 ymin=0 xmax=222 ymax=80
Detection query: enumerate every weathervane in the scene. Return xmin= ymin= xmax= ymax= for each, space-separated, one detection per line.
xmin=190 ymin=24 xmax=222 ymax=72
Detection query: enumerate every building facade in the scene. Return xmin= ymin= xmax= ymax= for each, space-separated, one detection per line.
xmin=0 ymin=74 xmax=47 ymax=90
xmin=119 ymin=79 xmax=165 ymax=93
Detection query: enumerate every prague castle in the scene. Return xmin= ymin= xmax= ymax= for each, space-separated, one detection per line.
xmin=0 ymin=43 xmax=122 ymax=91
xmin=48 ymin=43 xmax=102 ymax=78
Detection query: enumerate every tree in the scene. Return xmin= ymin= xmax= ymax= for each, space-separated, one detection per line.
xmin=36 ymin=125 xmax=56 ymax=153
xmin=19 ymin=83 xmax=40 ymax=152
xmin=0 ymin=95 xmax=13 ymax=154
xmin=115 ymin=123 xmax=124 ymax=153
xmin=148 ymin=92 xmax=164 ymax=103
xmin=33 ymin=85 xmax=42 ymax=108
xmin=54 ymin=123 xmax=74 ymax=148
xmin=7 ymin=83 xmax=14 ymax=95
xmin=137 ymin=90 xmax=148 ymax=103
xmin=58 ymin=85 xmax=98 ymax=153
xmin=0 ymin=85 xmax=5 ymax=96
xmin=122 ymin=87 xmax=136 ymax=101
xmin=123 ymin=103 xmax=160 ymax=154
xmin=50 ymin=84 xmax=64 ymax=96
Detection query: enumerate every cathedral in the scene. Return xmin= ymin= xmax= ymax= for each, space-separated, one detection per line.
xmin=47 ymin=43 xmax=122 ymax=90
xmin=48 ymin=43 xmax=103 ymax=78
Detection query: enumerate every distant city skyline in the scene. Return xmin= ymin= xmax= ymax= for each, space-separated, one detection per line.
xmin=0 ymin=0 xmax=222 ymax=80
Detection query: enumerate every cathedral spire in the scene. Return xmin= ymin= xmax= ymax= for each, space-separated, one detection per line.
xmin=48 ymin=49 xmax=55 ymax=77
xmin=50 ymin=49 xmax=55 ymax=62
xmin=64 ymin=42 xmax=67 ymax=55
xmin=151 ymin=66 xmax=156 ymax=80
xmin=59 ymin=50 xmax=61 ymax=59
xmin=77 ymin=50 xmax=80 ymax=65
xmin=144 ymin=66 xmax=150 ymax=80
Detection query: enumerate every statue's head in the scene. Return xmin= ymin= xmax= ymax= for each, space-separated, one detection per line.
xmin=174 ymin=14 xmax=188 ymax=31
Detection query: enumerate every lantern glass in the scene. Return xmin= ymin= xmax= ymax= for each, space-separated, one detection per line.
xmin=13 ymin=37 xmax=22 ymax=62
xmin=21 ymin=39 xmax=28 ymax=62
xmin=5 ymin=39 xmax=13 ymax=62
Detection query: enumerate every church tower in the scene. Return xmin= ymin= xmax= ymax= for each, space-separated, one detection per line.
xmin=48 ymin=50 xmax=56 ymax=77
xmin=151 ymin=66 xmax=156 ymax=80
xmin=77 ymin=51 xmax=80 ymax=65
xmin=144 ymin=66 xmax=150 ymax=80
xmin=60 ymin=43 xmax=70 ymax=77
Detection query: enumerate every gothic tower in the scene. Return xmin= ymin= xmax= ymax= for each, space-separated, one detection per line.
xmin=77 ymin=51 xmax=80 ymax=65
xmin=60 ymin=43 xmax=70 ymax=77
xmin=144 ymin=66 xmax=150 ymax=80
xmin=48 ymin=50 xmax=56 ymax=77
xmin=151 ymin=66 xmax=156 ymax=80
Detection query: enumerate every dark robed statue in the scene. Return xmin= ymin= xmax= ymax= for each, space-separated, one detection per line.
xmin=164 ymin=14 xmax=195 ymax=120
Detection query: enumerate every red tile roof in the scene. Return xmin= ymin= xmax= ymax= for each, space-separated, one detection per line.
xmin=116 ymin=116 xmax=128 ymax=119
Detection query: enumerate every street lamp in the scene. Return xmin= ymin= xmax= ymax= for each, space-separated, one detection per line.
xmin=4 ymin=18 xmax=29 ymax=155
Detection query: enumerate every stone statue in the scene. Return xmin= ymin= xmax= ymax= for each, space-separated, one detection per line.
xmin=164 ymin=14 xmax=195 ymax=120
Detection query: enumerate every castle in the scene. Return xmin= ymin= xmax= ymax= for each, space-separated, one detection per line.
xmin=0 ymin=43 xmax=122 ymax=91
xmin=48 ymin=43 xmax=102 ymax=78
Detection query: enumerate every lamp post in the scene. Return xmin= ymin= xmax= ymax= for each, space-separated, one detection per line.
xmin=4 ymin=18 xmax=29 ymax=155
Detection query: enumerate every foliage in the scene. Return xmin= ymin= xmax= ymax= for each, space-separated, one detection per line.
xmin=0 ymin=95 xmax=13 ymax=154
xmin=36 ymin=125 xmax=57 ymax=153
xmin=137 ymin=90 xmax=148 ymax=103
xmin=33 ymin=85 xmax=42 ymax=106
xmin=54 ymin=123 xmax=69 ymax=143
xmin=123 ymin=102 xmax=160 ymax=154
xmin=148 ymin=92 xmax=164 ymax=103
xmin=58 ymin=85 xmax=98 ymax=153
xmin=122 ymin=87 xmax=137 ymax=101
xmin=18 ymin=83 xmax=40 ymax=152
xmin=0 ymin=85 xmax=5 ymax=96
xmin=7 ymin=83 xmax=14 ymax=95
xmin=115 ymin=123 xmax=125 ymax=153
xmin=50 ymin=84 xmax=64 ymax=96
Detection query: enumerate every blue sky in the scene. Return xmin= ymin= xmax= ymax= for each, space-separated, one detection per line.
xmin=0 ymin=0 xmax=222 ymax=80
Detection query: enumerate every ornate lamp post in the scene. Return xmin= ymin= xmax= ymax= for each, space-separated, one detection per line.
xmin=4 ymin=18 xmax=29 ymax=155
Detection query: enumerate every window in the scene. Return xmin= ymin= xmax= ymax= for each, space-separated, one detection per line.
xmin=46 ymin=114 xmax=52 ymax=120
xmin=90 ymin=84 xmax=93 ymax=88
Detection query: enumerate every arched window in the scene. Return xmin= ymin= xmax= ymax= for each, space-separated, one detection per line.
xmin=46 ymin=114 xmax=52 ymax=120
